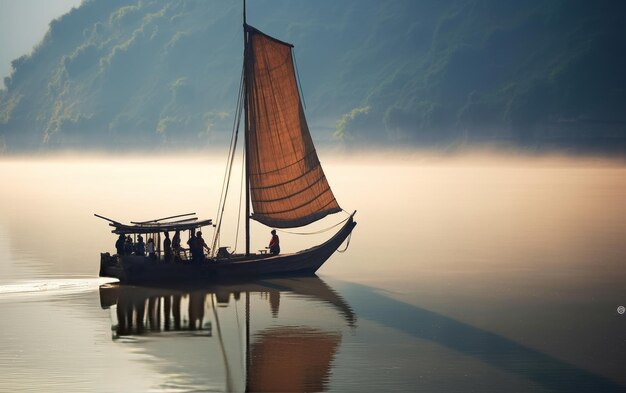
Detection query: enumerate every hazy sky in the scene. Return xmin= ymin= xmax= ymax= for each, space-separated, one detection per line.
xmin=0 ymin=0 xmax=81 ymax=87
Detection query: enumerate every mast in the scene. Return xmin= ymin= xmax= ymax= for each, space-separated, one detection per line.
xmin=245 ymin=290 xmax=250 ymax=390
xmin=243 ymin=0 xmax=251 ymax=256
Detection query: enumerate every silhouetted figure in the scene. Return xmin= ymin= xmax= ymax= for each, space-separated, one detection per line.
xmin=269 ymin=229 xmax=280 ymax=255
xmin=115 ymin=234 xmax=125 ymax=255
xmin=163 ymin=231 xmax=172 ymax=262
xmin=124 ymin=236 xmax=134 ymax=255
xmin=172 ymin=230 xmax=181 ymax=262
xmin=146 ymin=238 xmax=156 ymax=260
xmin=136 ymin=235 xmax=146 ymax=256
xmin=195 ymin=231 xmax=209 ymax=263
xmin=187 ymin=230 xmax=198 ymax=263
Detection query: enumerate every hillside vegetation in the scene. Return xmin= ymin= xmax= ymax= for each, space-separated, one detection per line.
xmin=1 ymin=0 xmax=625 ymax=151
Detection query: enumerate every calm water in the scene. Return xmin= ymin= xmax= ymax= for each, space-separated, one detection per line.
xmin=0 ymin=152 xmax=625 ymax=392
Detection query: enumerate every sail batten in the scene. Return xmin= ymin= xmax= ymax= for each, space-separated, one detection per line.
xmin=251 ymin=184 xmax=330 ymax=208
xmin=251 ymin=176 xmax=328 ymax=200
xmin=253 ymin=191 xmax=340 ymax=216
xmin=250 ymin=163 xmax=320 ymax=190
xmin=245 ymin=25 xmax=341 ymax=228
xmin=252 ymin=150 xmax=318 ymax=175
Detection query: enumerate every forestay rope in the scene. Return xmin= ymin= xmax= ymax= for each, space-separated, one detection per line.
xmin=274 ymin=210 xmax=351 ymax=236
xmin=273 ymin=209 xmax=354 ymax=252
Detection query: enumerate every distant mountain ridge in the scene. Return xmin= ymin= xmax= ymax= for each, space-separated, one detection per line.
xmin=1 ymin=0 xmax=625 ymax=152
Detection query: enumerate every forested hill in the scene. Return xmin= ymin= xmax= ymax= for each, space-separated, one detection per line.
xmin=1 ymin=0 xmax=625 ymax=152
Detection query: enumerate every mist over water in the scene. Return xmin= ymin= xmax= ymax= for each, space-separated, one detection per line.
xmin=0 ymin=150 xmax=625 ymax=391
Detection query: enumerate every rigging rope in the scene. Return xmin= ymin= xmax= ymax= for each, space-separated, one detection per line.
xmin=274 ymin=211 xmax=351 ymax=236
xmin=335 ymin=210 xmax=354 ymax=252
xmin=232 ymin=143 xmax=246 ymax=252
xmin=211 ymin=65 xmax=245 ymax=256
xmin=336 ymin=231 xmax=352 ymax=253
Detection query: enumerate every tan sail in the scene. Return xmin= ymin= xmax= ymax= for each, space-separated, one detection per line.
xmin=245 ymin=26 xmax=341 ymax=228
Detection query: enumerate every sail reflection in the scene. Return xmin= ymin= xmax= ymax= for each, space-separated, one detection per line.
xmin=99 ymin=277 xmax=355 ymax=392
xmin=248 ymin=326 xmax=341 ymax=393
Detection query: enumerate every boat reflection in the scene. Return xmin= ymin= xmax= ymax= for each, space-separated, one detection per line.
xmin=99 ymin=277 xmax=355 ymax=392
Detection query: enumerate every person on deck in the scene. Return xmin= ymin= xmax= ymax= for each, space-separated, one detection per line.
xmin=146 ymin=238 xmax=156 ymax=260
xmin=163 ymin=231 xmax=172 ymax=262
xmin=136 ymin=235 xmax=146 ymax=256
xmin=172 ymin=230 xmax=181 ymax=262
xmin=268 ymin=229 xmax=280 ymax=255
xmin=124 ymin=236 xmax=134 ymax=255
xmin=187 ymin=230 xmax=198 ymax=263
xmin=195 ymin=232 xmax=210 ymax=262
xmin=115 ymin=233 xmax=125 ymax=255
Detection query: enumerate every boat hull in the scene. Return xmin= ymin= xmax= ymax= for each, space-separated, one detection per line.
xmin=100 ymin=215 xmax=356 ymax=284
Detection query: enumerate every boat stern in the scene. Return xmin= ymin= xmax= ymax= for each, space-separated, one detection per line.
xmin=100 ymin=252 xmax=126 ymax=281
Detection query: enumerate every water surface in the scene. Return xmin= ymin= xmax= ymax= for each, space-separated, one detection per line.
xmin=0 ymin=152 xmax=624 ymax=392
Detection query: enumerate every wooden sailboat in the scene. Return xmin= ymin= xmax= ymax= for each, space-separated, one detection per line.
xmin=97 ymin=3 xmax=356 ymax=284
